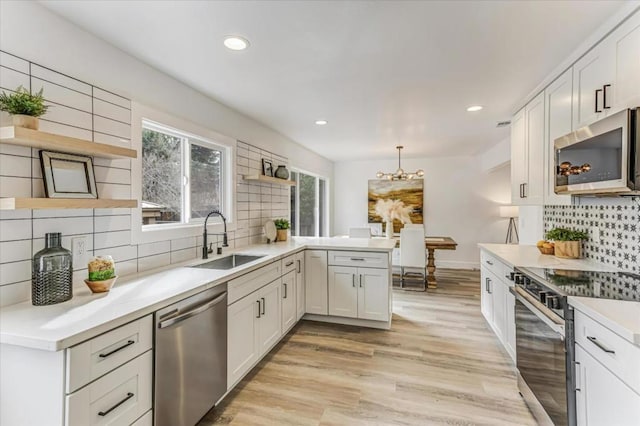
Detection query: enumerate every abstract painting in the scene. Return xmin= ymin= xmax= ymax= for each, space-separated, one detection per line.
xmin=368 ymin=179 xmax=424 ymax=233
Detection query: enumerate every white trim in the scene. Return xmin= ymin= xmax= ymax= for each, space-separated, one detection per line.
xmin=131 ymin=102 xmax=237 ymax=245
xmin=290 ymin=167 xmax=331 ymax=237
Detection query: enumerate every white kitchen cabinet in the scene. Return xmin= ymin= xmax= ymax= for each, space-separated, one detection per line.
xmin=511 ymin=91 xmax=544 ymax=205
xmin=544 ymin=68 xmax=573 ymax=206
xmin=305 ymin=250 xmax=328 ymax=315
xmin=357 ymin=267 xmax=390 ymax=322
xmin=575 ymin=344 xmax=640 ymax=426
xmin=281 ymin=271 xmax=297 ymax=333
xmin=295 ymin=251 xmax=305 ymax=320
xmin=504 ymin=289 xmax=516 ymax=361
xmin=573 ymin=10 xmax=640 ymax=129
xmin=227 ymin=289 xmax=260 ymax=387
xmin=328 ymin=266 xmax=359 ymax=318
xmin=328 ymin=265 xmax=390 ymax=322
xmin=490 ymin=272 xmax=506 ymax=340
xmin=480 ymin=267 xmax=494 ymax=324
xmin=256 ymin=279 xmax=282 ymax=356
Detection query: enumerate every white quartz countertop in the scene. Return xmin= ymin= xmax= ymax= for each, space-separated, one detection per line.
xmin=479 ymin=243 xmax=639 ymax=346
xmin=0 ymin=237 xmax=395 ymax=351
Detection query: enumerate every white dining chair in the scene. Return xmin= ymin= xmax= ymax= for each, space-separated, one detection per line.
xmin=399 ymin=226 xmax=427 ymax=291
xmin=349 ymin=227 xmax=372 ymax=238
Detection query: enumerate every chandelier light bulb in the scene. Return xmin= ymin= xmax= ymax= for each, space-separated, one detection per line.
xmin=376 ymin=171 xmax=384 ymax=178
xmin=416 ymin=169 xmax=424 ymax=177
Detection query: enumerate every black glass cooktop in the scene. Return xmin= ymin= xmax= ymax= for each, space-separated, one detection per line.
xmin=519 ymin=268 xmax=640 ymax=302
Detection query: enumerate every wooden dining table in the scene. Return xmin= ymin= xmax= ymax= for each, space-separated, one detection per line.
xmin=389 ymin=236 xmax=458 ymax=289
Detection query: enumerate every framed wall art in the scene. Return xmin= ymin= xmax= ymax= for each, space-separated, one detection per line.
xmin=39 ymin=150 xmax=98 ymax=198
xmin=262 ymin=158 xmax=273 ymax=177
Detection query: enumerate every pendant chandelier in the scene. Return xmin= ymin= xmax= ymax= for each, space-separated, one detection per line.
xmin=376 ymin=146 xmax=424 ymax=180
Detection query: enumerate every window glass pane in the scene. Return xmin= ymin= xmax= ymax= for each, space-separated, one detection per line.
xmin=290 ymin=171 xmax=297 ymax=236
xmin=319 ymin=178 xmax=326 ymax=236
xmin=190 ymin=143 xmax=222 ymax=219
xmin=142 ymin=128 xmax=182 ymax=225
xmin=298 ymin=173 xmax=316 ymax=237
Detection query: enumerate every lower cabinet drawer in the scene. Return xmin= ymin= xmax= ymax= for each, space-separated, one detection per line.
xmin=66 ymin=315 xmax=153 ymax=393
xmin=281 ymin=254 xmax=297 ymax=275
xmin=132 ymin=411 xmax=152 ymax=426
xmin=65 ymin=351 xmax=152 ymax=426
xmin=328 ymin=250 xmax=389 ymax=268
xmin=574 ymin=309 xmax=640 ymax=394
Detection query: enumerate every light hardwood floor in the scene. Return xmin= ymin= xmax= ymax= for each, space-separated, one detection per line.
xmin=201 ymin=269 xmax=536 ymax=425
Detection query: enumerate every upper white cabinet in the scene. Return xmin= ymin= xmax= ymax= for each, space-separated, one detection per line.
xmin=511 ymin=92 xmax=544 ymax=205
xmin=305 ymin=250 xmax=329 ymax=315
xmin=544 ymin=68 xmax=574 ymax=206
xmin=573 ymin=10 xmax=640 ymax=129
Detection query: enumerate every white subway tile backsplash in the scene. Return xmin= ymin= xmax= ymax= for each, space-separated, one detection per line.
xmin=0 ymin=52 xmax=29 ymax=73
xmin=171 ymin=248 xmax=197 ymax=264
xmin=94 ymin=245 xmax=137 ymax=263
xmin=94 ymin=115 xmax=130 ymax=139
xmin=96 ymin=183 xmax=131 ymax=199
xmin=0 ymin=260 xmax=30 ymax=286
xmin=94 ymin=230 xmax=131 ymax=250
xmin=0 ymin=281 xmax=30 ymax=307
xmin=93 ymin=88 xmax=130 ymax=109
xmin=0 ymin=65 xmax=30 ymax=91
xmin=31 ymin=64 xmax=91 ymax=95
xmin=33 ymin=77 xmax=92 ymax=112
xmin=116 ymin=259 xmax=138 ymax=277
xmin=0 ymin=176 xmax=31 ymax=197
xmin=138 ymin=240 xmax=170 ymax=258
xmin=42 ymin=102 xmax=92 ymax=130
xmin=95 ymin=215 xmax=130 ymax=233
xmin=94 ymin=166 xmax=130 ymax=185
xmin=0 ymin=154 xmax=31 ymax=178
xmin=93 ymin=98 xmax=131 ymax=124
xmin=0 ymin=219 xmax=32 ymax=242
xmin=0 ymin=240 xmax=31 ymax=263
xmin=38 ymin=120 xmax=92 ymax=141
xmin=170 ymin=236 xmax=197 ymax=251
xmin=33 ymin=217 xmax=93 ymax=238
xmin=33 ymin=208 xmax=93 ymax=219
xmin=138 ymin=252 xmax=170 ymax=272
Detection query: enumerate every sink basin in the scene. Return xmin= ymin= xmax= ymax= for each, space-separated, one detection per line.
xmin=192 ymin=254 xmax=265 ymax=270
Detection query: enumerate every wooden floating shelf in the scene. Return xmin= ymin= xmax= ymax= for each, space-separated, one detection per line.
xmin=0 ymin=126 xmax=137 ymax=159
xmin=243 ymin=175 xmax=296 ymax=186
xmin=0 ymin=198 xmax=138 ymax=210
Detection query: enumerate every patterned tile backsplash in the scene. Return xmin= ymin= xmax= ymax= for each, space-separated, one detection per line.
xmin=544 ymin=197 xmax=640 ymax=273
xmin=0 ymin=51 xmax=290 ymax=307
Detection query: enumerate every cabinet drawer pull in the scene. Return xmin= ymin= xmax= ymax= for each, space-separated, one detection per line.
xmin=359 ymin=274 xmax=363 ymax=287
xmin=352 ymin=274 xmax=356 ymax=287
xmin=283 ymin=283 xmax=288 ymax=299
xmin=350 ymin=257 xmax=365 ymax=261
xmin=99 ymin=340 xmax=135 ymax=358
xmin=98 ymin=392 xmax=134 ymax=417
xmin=297 ymin=259 xmax=301 ymax=273
xmin=595 ymin=88 xmax=603 ymax=112
xmin=574 ymin=361 xmax=581 ymax=392
xmin=586 ymin=336 xmax=615 ymax=354
xmin=261 ymin=297 xmax=266 ymax=315
xmin=485 ymin=260 xmax=493 ymax=266
xmin=602 ymin=84 xmax=611 ymax=109
xmin=285 ymin=261 xmax=294 ymax=267
xmin=256 ymin=300 xmax=261 ymax=318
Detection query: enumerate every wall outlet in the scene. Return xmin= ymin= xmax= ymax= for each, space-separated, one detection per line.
xmin=590 ymin=226 xmax=601 ymax=242
xmin=72 ymin=236 xmax=87 ymax=266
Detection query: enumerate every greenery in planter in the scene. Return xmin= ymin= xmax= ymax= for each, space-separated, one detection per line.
xmin=274 ymin=218 xmax=290 ymax=230
xmin=0 ymin=86 xmax=49 ymax=117
xmin=545 ymin=227 xmax=589 ymax=241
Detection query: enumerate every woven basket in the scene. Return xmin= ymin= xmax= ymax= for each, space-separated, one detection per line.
xmin=537 ymin=246 xmax=555 ymax=255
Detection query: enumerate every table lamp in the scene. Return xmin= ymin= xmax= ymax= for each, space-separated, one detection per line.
xmin=499 ymin=205 xmax=519 ymax=244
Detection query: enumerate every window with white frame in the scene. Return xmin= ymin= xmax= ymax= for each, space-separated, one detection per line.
xmin=141 ymin=120 xmax=226 ymax=226
xmin=290 ymin=169 xmax=329 ymax=237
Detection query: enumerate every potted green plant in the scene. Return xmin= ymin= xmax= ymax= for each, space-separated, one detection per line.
xmin=0 ymin=86 xmax=49 ymax=130
xmin=274 ymin=218 xmax=290 ymax=242
xmin=545 ymin=227 xmax=589 ymax=259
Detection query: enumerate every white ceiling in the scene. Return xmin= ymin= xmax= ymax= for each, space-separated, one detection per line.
xmin=41 ymin=0 xmax=626 ymax=162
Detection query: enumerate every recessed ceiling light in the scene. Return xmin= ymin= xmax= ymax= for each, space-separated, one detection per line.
xmin=466 ymin=105 xmax=483 ymax=112
xmin=315 ymin=120 xmax=328 ymax=125
xmin=223 ymin=36 xmax=249 ymax=51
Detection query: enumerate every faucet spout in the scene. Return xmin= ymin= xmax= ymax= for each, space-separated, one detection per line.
xmin=202 ymin=210 xmax=228 ymax=259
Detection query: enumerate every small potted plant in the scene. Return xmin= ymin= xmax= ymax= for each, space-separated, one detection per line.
xmin=545 ymin=227 xmax=589 ymax=259
xmin=274 ymin=218 xmax=290 ymax=242
xmin=0 ymin=86 xmax=49 ymax=130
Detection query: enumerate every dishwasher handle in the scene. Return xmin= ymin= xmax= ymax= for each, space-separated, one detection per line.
xmin=158 ymin=292 xmax=227 ymax=329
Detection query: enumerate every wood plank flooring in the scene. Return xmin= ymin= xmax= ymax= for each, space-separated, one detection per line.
xmin=200 ymin=269 xmax=536 ymax=426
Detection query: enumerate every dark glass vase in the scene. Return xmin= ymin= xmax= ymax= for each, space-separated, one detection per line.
xmin=274 ymin=165 xmax=289 ymax=180
xmin=32 ymin=232 xmax=73 ymax=306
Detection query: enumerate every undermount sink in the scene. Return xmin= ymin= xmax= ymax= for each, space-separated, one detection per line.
xmin=191 ymin=254 xmax=266 ymax=270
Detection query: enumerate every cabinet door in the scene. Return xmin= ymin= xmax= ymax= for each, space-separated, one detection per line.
xmin=480 ymin=267 xmax=494 ymax=325
xmin=357 ymin=268 xmax=389 ymax=321
xmin=505 ymin=288 xmax=516 ymax=363
xmin=328 ymin=266 xmax=358 ymax=318
xmin=610 ymin=12 xmax=640 ymax=113
xmin=281 ymin=271 xmax=297 ymax=333
xmin=573 ymin=43 xmax=614 ymax=129
xmin=295 ymin=252 xmax=305 ymax=320
xmin=257 ymin=280 xmax=282 ymax=356
xmin=575 ymin=344 xmax=640 ymax=426
xmin=305 ymin=250 xmax=328 ymax=315
xmin=511 ymin=108 xmax=527 ymax=205
xmin=490 ymin=275 xmax=506 ymax=342
xmin=227 ymin=294 xmax=260 ymax=388
xmin=544 ymin=68 xmax=573 ymax=206
xmin=523 ymin=92 xmax=545 ymax=205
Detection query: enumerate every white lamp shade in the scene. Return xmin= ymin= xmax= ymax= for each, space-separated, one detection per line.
xmin=499 ymin=205 xmax=519 ymax=218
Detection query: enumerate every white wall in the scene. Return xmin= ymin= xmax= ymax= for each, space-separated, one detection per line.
xmin=333 ymin=157 xmax=512 ymax=269
xmin=0 ymin=1 xmax=332 ymax=179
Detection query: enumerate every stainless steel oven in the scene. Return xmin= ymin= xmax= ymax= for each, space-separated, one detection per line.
xmin=511 ymin=283 xmax=575 ymax=426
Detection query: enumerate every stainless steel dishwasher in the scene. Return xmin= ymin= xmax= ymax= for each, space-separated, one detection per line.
xmin=154 ymin=285 xmax=227 ymax=426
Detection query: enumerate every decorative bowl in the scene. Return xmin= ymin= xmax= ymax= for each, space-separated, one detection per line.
xmin=84 ymin=276 xmax=118 ymax=293
xmin=537 ymin=246 xmax=555 ymax=255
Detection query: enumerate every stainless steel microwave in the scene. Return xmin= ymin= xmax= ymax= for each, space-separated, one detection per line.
xmin=554 ymin=108 xmax=639 ymax=195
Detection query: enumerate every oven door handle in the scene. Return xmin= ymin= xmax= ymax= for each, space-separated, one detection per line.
xmin=511 ymin=286 xmax=565 ymax=337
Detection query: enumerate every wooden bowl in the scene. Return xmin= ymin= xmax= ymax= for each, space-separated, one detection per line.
xmin=84 ymin=276 xmax=118 ymax=293
xmin=537 ymin=246 xmax=555 ymax=255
